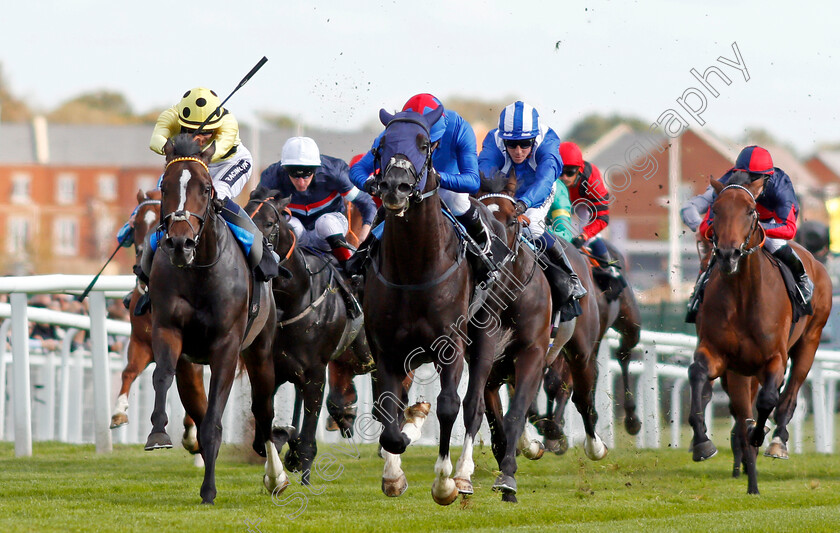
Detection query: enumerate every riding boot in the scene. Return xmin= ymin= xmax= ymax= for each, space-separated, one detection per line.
xmin=221 ymin=198 xmax=279 ymax=282
xmin=122 ymin=291 xmax=133 ymax=310
xmin=772 ymin=245 xmax=814 ymax=305
xmin=685 ymin=265 xmax=712 ymax=323
xmin=133 ymin=237 xmax=154 ymax=316
xmin=536 ymin=233 xmax=588 ymax=300
xmin=326 ymin=234 xmax=362 ymax=319
xmin=344 ymin=206 xmax=384 ymax=277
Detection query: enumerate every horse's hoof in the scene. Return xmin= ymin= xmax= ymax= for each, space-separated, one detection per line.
xmin=624 ymin=415 xmax=642 ymax=436
xmin=692 ymin=440 xmax=717 ymax=461
xmin=501 ymin=492 xmax=518 ymax=503
xmin=732 ymin=467 xmax=741 ymax=478
xmin=110 ymin=413 xmax=128 ymax=429
xmin=545 ymin=437 xmax=569 ymax=455
xmin=493 ymin=474 xmax=517 ymax=494
xmin=182 ymin=428 xmax=200 ymax=454
xmin=431 ymin=478 xmax=458 ymax=506
xmin=144 ymin=432 xmax=173 ymax=451
xmin=584 ymin=434 xmax=608 ymax=460
xmin=325 ymin=418 xmax=340 ymax=432
xmin=522 ymin=440 xmax=545 ymax=460
xmin=764 ymin=437 xmax=789 ymax=459
xmin=748 ymin=425 xmax=769 ymax=448
xmin=454 ymin=477 xmax=473 ymax=495
xmin=382 ymin=473 xmax=407 ymax=497
xmin=533 ymin=418 xmax=562 ymax=440
xmin=264 ymin=474 xmax=290 ymax=494
xmin=404 ymin=402 xmax=431 ymax=425
xmin=200 ymin=499 xmax=215 ymax=505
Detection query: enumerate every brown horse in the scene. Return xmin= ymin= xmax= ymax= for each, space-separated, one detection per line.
xmin=538 ymin=238 xmax=642 ymax=453
xmin=245 ymin=186 xmax=373 ymax=484
xmin=109 ymin=189 xmax=203 ymax=454
xmin=688 ymin=176 xmax=832 ymax=494
xmin=145 ymin=135 xmax=284 ymax=504
xmin=475 ymin=176 xmax=558 ymax=502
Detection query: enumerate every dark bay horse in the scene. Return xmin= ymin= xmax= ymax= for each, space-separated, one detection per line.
xmin=364 ymin=107 xmax=498 ymax=505
xmin=688 ymin=177 xmax=832 ymax=494
xmin=475 ymin=176 xmax=558 ymax=502
xmin=537 ymin=238 xmax=642 ymax=453
xmin=110 ymin=189 xmax=203 ymax=455
xmin=146 ymin=135 xmax=285 ymax=504
xmin=245 ymin=186 xmax=373 ymax=484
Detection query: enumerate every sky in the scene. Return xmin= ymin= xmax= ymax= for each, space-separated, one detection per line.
xmin=1 ymin=0 xmax=838 ymax=155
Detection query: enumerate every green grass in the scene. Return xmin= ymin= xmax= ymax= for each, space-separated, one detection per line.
xmin=1 ymin=436 xmax=839 ymax=533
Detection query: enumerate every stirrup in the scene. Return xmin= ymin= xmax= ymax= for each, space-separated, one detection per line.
xmin=134 ymin=291 xmax=151 ymax=316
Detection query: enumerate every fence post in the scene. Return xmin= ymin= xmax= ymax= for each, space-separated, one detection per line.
xmin=0 ymin=319 xmax=10 ymax=440
xmin=810 ymin=362 xmax=827 ymax=453
xmin=58 ymin=329 xmax=77 ymax=442
xmin=641 ymin=345 xmax=660 ymax=448
xmin=670 ymin=378 xmax=686 ymax=449
xmin=88 ymin=292 xmax=113 ymax=453
xmin=595 ymin=341 xmax=614 ymax=448
xmin=827 ymin=378 xmax=837 ymax=454
xmin=10 ymin=293 xmax=32 ymax=457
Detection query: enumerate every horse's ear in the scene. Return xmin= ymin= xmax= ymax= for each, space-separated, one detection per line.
xmin=430 ymin=140 xmax=440 ymax=153
xmin=710 ymin=176 xmax=724 ymax=194
xmin=201 ymin=141 xmax=216 ymax=164
xmin=250 ymin=184 xmax=268 ymax=201
xmin=424 ymin=106 xmax=444 ymax=130
xmin=163 ymin=139 xmax=175 ymax=158
xmin=505 ymin=172 xmax=518 ymax=195
xmin=747 ymin=177 xmax=764 ymax=197
xmin=379 ymin=108 xmax=395 ymax=127
xmin=136 ymin=189 xmax=145 ymax=203
xmin=277 ymin=195 xmax=293 ymax=210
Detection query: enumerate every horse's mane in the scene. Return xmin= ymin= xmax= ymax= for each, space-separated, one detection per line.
xmin=479 ymin=171 xmax=510 ymax=194
xmin=172 ymin=133 xmax=204 ymax=158
xmin=726 ymin=170 xmax=756 ymax=187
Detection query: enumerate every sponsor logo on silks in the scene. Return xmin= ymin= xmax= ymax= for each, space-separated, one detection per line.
xmin=220 ymin=160 xmax=252 ymax=185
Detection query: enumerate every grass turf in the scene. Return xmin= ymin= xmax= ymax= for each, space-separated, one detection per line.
xmin=1 ymin=436 xmax=839 ymax=532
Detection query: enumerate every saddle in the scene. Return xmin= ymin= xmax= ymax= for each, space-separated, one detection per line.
xmin=763 ymin=249 xmax=813 ymax=323
xmin=582 ymin=248 xmax=627 ymax=302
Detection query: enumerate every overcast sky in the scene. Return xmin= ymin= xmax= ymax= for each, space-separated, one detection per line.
xmin=1 ymin=0 xmax=837 ymax=154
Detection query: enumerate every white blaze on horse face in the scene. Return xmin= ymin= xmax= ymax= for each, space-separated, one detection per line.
xmin=143 ymin=209 xmax=157 ymax=228
xmin=177 ymin=169 xmax=191 ymax=212
xmin=487 ymin=204 xmax=500 ymax=213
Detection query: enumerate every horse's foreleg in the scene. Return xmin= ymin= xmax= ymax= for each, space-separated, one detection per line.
xmin=373 ymin=363 xmax=410 ymax=497
xmin=727 ymin=375 xmax=759 ymax=494
xmin=327 ymin=360 xmax=358 ymax=437
xmin=431 ymin=356 xmax=463 ymax=506
xmin=198 ymin=347 xmax=239 ymax=505
xmin=566 ymin=340 xmax=607 ymax=461
xmin=111 ymin=335 xmax=153 ymax=429
xmin=750 ymin=354 xmax=785 ymax=449
xmin=146 ymin=328 xmax=182 ymax=450
xmin=454 ymin=331 xmax=495 ymax=497
xmin=615 ymin=291 xmax=642 ymax=435
xmin=540 ymin=358 xmax=571 ymax=454
xmin=688 ymin=345 xmax=722 ymax=461
xmin=769 ymin=332 xmax=819 ymax=459
xmin=294 ymin=373 xmax=325 ymax=486
xmin=175 ymin=358 xmax=206 ymax=454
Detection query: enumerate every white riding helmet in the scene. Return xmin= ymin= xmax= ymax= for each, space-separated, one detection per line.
xmin=281 ymin=137 xmax=321 ymax=167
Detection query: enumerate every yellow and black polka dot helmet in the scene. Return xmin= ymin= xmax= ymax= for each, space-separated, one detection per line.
xmin=177 ymin=87 xmax=224 ymax=129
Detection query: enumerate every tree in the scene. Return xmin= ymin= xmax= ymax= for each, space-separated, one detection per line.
xmin=48 ymin=90 xmax=136 ymax=125
xmin=0 ymin=63 xmax=32 ymax=122
xmin=257 ymin=111 xmax=299 ymax=129
xmin=564 ymin=113 xmax=649 ymax=148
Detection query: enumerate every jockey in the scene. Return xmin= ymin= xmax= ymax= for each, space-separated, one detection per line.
xmin=557 ymin=142 xmax=622 ymax=283
xmin=545 ymin=175 xmax=575 ymax=242
xmin=478 ymin=101 xmax=587 ymax=300
xmin=260 ymin=137 xmax=376 ymax=267
xmin=133 ymin=87 xmax=279 ymax=315
xmin=686 ymin=145 xmax=813 ymax=319
xmin=348 ymin=94 xmax=506 ymax=277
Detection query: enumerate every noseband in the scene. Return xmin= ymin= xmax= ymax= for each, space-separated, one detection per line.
xmin=711 ymin=184 xmax=764 ymax=258
xmin=160 ymin=157 xmax=214 ymax=248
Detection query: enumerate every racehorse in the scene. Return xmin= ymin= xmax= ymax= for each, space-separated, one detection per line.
xmin=145 ymin=134 xmax=285 ymax=504
xmin=537 ymin=239 xmax=642 ymax=453
xmin=475 ymin=174 xmax=567 ymax=502
xmin=109 ymin=188 xmax=203 ymax=455
xmin=688 ymin=176 xmax=832 ymax=494
xmin=363 ymin=106 xmax=500 ymax=505
xmin=245 ymin=186 xmax=373 ymax=483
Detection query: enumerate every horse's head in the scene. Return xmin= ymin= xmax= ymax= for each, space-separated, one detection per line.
xmin=246 ymin=185 xmax=294 ymax=257
xmin=133 ymin=188 xmax=162 ymax=264
xmin=373 ymin=106 xmax=444 ymax=214
xmin=159 ymin=134 xmax=219 ymax=267
xmin=710 ymin=174 xmax=765 ymax=274
xmin=478 ymin=170 xmax=519 ymax=229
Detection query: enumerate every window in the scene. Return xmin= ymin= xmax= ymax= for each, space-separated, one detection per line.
xmin=98 ymin=173 xmax=117 ymax=200
xmin=56 ymin=173 xmax=77 ymax=204
xmin=7 ymin=217 xmax=31 ymax=254
xmin=54 ymin=217 xmax=78 ymax=255
xmin=136 ymin=174 xmax=158 ymax=194
xmin=11 ymin=172 xmax=31 ymax=204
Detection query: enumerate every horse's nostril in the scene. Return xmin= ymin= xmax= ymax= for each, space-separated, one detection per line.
xmin=397 ymin=183 xmax=412 ymax=194
xmin=184 ymin=238 xmax=196 ymax=249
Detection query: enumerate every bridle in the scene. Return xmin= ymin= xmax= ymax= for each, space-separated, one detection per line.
xmin=370 ymin=117 xmax=439 ymax=210
xmin=248 ymin=198 xmax=297 ymax=267
xmin=710 ymin=184 xmax=765 ymax=258
xmin=158 ymin=156 xmax=218 ymax=266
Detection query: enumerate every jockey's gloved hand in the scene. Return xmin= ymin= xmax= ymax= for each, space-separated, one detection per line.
xmin=117 ymin=223 xmax=135 ymax=248
xmin=514 ymin=200 xmax=527 ymax=217
xmin=571 ymin=234 xmax=587 ymax=248
xmin=363 ymin=178 xmax=379 ymax=196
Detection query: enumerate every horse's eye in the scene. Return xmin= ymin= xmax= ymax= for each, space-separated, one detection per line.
xmin=204 ymin=185 xmax=212 ymax=195
xmin=265 ymin=221 xmax=275 ymax=228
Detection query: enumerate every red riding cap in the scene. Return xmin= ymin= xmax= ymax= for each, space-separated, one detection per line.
xmin=559 ymin=141 xmax=584 ymax=168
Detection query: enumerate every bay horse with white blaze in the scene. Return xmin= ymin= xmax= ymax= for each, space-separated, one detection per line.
xmin=145 ymin=134 xmax=286 ymax=504
xmin=364 ymin=106 xmax=499 ymax=505
xmin=688 ymin=176 xmax=831 ymax=494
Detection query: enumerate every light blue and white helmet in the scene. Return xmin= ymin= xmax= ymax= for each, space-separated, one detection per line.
xmin=498 ymin=101 xmax=540 ymax=140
